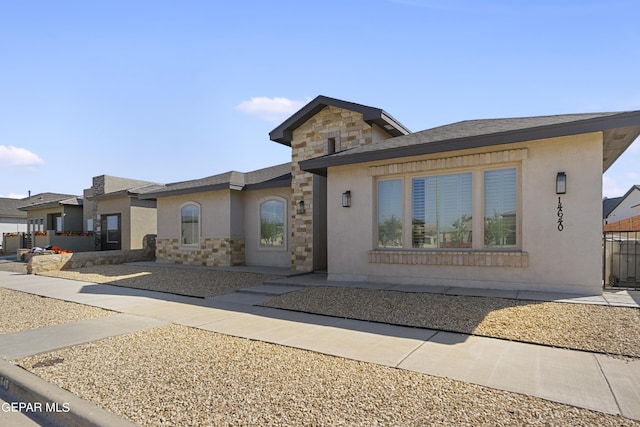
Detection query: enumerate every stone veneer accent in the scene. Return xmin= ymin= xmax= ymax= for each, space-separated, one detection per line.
xmin=368 ymin=148 xmax=528 ymax=176
xmin=156 ymin=237 xmax=245 ymax=267
xmin=27 ymin=248 xmax=155 ymax=274
xmin=290 ymin=106 xmax=381 ymax=271
xmin=368 ymin=250 xmax=529 ymax=268
xmin=89 ymin=176 xmax=105 ymax=250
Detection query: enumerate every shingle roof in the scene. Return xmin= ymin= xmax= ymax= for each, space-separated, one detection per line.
xmin=244 ymin=163 xmax=292 ymax=188
xmin=603 ymin=197 xmax=624 ymax=218
xmin=0 ymin=197 xmax=27 ymax=219
xmin=299 ymin=111 xmax=640 ymax=175
xmin=90 ymin=182 xmax=167 ymax=200
xmin=17 ymin=193 xmax=82 ymax=210
xmin=603 ymin=185 xmax=640 ymax=218
xmin=139 ymin=163 xmax=291 ymax=199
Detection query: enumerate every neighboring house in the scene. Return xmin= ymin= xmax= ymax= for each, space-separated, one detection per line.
xmin=12 ymin=192 xmax=92 ymax=252
xmin=17 ymin=193 xmax=84 ymax=234
xmin=603 ymin=185 xmax=640 ymax=226
xmin=139 ymin=163 xmax=291 ymax=267
xmin=0 ymin=197 xmax=28 ymax=236
xmin=84 ymin=175 xmax=162 ymax=251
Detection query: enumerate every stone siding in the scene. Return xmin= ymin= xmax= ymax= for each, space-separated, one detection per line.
xmin=156 ymin=237 xmax=245 ymax=267
xmin=290 ymin=106 xmax=380 ymax=271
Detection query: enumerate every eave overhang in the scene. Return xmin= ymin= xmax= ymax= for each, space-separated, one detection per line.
xmin=139 ymin=183 xmax=232 ymax=199
xmin=18 ymin=199 xmax=83 ymax=211
xmin=138 ymin=176 xmax=291 ymax=200
xmin=269 ymin=95 xmax=410 ymax=146
xmin=299 ymin=111 xmax=640 ymax=176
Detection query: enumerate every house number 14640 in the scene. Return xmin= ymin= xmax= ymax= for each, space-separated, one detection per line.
xmin=557 ymin=197 xmax=564 ymax=231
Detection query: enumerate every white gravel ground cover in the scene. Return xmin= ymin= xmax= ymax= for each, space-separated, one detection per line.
xmin=26 ymin=262 xmax=640 ymax=358
xmin=15 ymin=324 xmax=640 ymax=426
xmin=264 ymin=287 xmax=640 ymax=358
xmin=0 ymin=288 xmax=114 ymax=334
xmin=40 ymin=265 xmax=283 ymax=298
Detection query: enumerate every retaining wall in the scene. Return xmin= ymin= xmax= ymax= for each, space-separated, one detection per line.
xmin=27 ymin=249 xmax=155 ymax=274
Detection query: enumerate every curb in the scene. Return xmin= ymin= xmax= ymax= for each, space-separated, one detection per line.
xmin=0 ymin=359 xmax=136 ymax=427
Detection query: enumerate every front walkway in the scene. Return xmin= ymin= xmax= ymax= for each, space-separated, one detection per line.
xmin=1 ymin=269 xmax=639 ymax=423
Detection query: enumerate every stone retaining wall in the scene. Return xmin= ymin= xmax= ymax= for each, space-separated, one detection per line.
xmin=27 ymin=249 xmax=155 ymax=274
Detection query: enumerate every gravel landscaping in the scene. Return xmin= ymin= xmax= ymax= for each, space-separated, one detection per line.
xmin=39 ymin=265 xmax=283 ymax=298
xmin=264 ymin=287 xmax=640 ymax=358
xmin=20 ymin=262 xmax=640 ymax=358
xmin=3 ymin=262 xmax=640 ymax=425
xmin=15 ymin=324 xmax=639 ymax=426
xmin=0 ymin=258 xmax=27 ymax=273
xmin=0 ymin=288 xmax=114 ymax=334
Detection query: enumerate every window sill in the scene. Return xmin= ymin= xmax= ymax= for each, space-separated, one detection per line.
xmin=180 ymin=245 xmax=200 ymax=250
xmin=368 ymin=249 xmax=528 ymax=268
xmin=258 ymin=245 xmax=287 ymax=252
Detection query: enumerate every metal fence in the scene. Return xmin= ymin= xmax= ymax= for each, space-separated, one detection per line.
xmin=603 ymin=230 xmax=640 ymax=288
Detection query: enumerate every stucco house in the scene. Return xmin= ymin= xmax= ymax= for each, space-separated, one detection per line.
xmin=17 ymin=193 xmax=84 ymax=234
xmin=84 ymin=175 xmax=162 ymax=251
xmin=153 ymin=95 xmax=640 ymax=294
xmin=139 ymin=163 xmax=291 ymax=267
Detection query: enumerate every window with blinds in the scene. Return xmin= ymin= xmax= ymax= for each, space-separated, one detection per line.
xmin=181 ymin=204 xmax=200 ymax=247
xmin=412 ymin=173 xmax=473 ymax=249
xmin=484 ymin=168 xmax=517 ymax=247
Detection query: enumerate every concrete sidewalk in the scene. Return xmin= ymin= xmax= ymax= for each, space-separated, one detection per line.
xmin=1 ymin=270 xmax=639 ymax=424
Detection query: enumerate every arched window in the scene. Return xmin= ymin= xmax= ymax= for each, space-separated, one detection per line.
xmin=260 ymin=199 xmax=285 ymax=248
xmin=181 ymin=204 xmax=200 ymax=247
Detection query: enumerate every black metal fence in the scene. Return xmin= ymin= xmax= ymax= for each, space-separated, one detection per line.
xmin=603 ymin=230 xmax=640 ymax=288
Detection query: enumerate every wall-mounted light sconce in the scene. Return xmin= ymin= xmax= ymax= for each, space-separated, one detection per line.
xmin=556 ymin=172 xmax=567 ymax=195
xmin=296 ymin=200 xmax=305 ymax=215
xmin=342 ymin=190 xmax=351 ymax=208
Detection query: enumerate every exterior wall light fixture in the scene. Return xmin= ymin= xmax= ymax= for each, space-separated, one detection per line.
xmin=342 ymin=191 xmax=351 ymax=208
xmin=556 ymin=172 xmax=567 ymax=195
xmin=296 ymin=200 xmax=305 ymax=215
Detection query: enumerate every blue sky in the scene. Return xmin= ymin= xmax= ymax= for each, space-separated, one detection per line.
xmin=1 ymin=0 xmax=638 ymax=199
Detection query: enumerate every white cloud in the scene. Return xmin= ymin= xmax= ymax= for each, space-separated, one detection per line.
xmin=235 ymin=97 xmax=309 ymax=122
xmin=0 ymin=145 xmax=44 ymax=166
xmin=0 ymin=193 xmax=27 ymax=199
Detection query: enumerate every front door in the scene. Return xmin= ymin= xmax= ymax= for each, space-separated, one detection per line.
xmin=101 ymin=214 xmax=121 ymax=250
